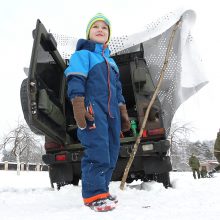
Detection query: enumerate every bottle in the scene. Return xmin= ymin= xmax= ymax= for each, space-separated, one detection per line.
xmin=130 ymin=120 xmax=137 ymax=137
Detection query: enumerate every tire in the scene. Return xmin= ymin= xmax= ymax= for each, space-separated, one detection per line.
xmin=143 ymin=172 xmax=172 ymax=188
xmin=50 ymin=178 xmax=55 ymax=189
xmin=20 ymin=78 xmax=43 ymax=135
xmin=72 ymin=176 xmax=80 ymax=186
xmin=125 ymin=177 xmax=133 ymax=184
xmin=48 ymin=167 xmax=55 ymax=188
xmin=156 ymin=172 xmax=172 ymax=188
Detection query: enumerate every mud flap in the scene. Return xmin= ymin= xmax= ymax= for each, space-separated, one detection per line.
xmin=142 ymin=156 xmax=172 ymax=174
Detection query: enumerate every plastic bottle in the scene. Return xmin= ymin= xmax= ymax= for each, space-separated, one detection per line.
xmin=130 ymin=120 xmax=137 ymax=137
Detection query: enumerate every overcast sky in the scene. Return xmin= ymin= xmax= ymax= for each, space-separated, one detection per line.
xmin=0 ymin=0 xmax=219 ymax=141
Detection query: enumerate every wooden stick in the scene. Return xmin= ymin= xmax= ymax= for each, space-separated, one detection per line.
xmin=120 ymin=19 xmax=182 ymax=190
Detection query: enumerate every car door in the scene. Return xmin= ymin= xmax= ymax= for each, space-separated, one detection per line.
xmin=24 ymin=19 xmax=70 ymax=144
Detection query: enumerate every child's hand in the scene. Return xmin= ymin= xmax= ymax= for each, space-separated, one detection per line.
xmin=71 ymin=97 xmax=94 ymax=129
xmin=119 ymin=105 xmax=130 ymax=132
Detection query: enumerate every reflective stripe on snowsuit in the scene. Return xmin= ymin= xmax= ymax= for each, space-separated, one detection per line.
xmin=64 ymin=39 xmax=124 ymax=200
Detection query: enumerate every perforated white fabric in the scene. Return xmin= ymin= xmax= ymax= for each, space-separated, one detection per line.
xmin=53 ymin=9 xmax=208 ymax=135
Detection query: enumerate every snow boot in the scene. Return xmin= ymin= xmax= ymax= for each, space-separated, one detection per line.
xmin=85 ymin=198 xmax=116 ymax=212
xmin=107 ymin=194 xmax=118 ymax=203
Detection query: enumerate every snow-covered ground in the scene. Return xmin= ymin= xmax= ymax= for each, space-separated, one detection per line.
xmin=0 ymin=170 xmax=219 ymax=220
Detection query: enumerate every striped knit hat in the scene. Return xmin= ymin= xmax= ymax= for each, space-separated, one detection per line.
xmin=86 ymin=13 xmax=111 ymax=44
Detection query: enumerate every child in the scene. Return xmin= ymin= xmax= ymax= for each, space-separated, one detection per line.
xmin=64 ymin=13 xmax=130 ymax=212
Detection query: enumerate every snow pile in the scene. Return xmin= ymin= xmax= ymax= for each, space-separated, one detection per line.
xmin=0 ymin=171 xmax=219 ymax=220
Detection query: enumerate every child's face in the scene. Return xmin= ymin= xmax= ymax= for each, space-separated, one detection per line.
xmin=89 ymin=20 xmax=109 ymax=44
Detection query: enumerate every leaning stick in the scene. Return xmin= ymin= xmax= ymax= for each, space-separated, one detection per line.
xmin=120 ymin=19 xmax=182 ymax=190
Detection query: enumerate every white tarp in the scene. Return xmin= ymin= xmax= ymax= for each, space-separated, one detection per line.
xmin=53 ymin=9 xmax=208 ymax=135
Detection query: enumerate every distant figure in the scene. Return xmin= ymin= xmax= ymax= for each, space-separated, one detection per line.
xmin=208 ymin=130 xmax=220 ymax=176
xmin=189 ymin=153 xmax=201 ymax=179
xmin=200 ymin=166 xmax=208 ymax=178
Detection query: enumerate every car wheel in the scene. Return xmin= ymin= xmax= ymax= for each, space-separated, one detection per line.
xmin=157 ymin=172 xmax=172 ymax=188
xmin=72 ymin=176 xmax=80 ymax=186
xmin=143 ymin=172 xmax=172 ymax=188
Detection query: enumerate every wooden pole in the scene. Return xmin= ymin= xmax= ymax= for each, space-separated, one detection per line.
xmin=120 ymin=19 xmax=182 ymax=190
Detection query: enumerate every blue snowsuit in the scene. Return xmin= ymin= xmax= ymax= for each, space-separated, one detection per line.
xmin=64 ymin=39 xmax=125 ymax=201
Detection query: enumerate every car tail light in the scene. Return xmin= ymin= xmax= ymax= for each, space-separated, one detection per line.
xmin=148 ymin=128 xmax=165 ymax=136
xmin=55 ymin=154 xmax=67 ymax=161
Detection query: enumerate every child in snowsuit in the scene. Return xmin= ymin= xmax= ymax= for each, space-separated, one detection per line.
xmin=64 ymin=13 xmax=130 ymax=212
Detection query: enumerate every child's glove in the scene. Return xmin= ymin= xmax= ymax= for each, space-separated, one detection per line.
xmin=71 ymin=97 xmax=94 ymax=129
xmin=119 ymin=105 xmax=130 ymax=132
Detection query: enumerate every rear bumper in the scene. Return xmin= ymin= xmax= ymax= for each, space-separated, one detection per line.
xmin=43 ymin=139 xmax=170 ymax=164
xmin=119 ymin=139 xmax=170 ymax=157
xmin=42 ymin=139 xmax=171 ymax=180
xmin=42 ymin=151 xmax=82 ymax=164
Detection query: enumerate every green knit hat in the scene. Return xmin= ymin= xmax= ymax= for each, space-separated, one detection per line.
xmin=86 ymin=13 xmax=111 ymax=44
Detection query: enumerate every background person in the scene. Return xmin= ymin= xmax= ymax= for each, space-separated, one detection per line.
xmin=189 ymin=153 xmax=201 ymax=179
xmin=208 ymin=130 xmax=220 ymax=176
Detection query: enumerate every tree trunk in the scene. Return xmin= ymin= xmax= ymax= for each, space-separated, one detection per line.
xmin=16 ymin=155 xmax=21 ymax=176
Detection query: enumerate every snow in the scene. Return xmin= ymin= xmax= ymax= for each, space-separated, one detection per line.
xmin=0 ymin=171 xmax=219 ymax=220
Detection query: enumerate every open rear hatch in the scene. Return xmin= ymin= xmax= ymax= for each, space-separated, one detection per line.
xmin=24 ymin=19 xmax=70 ymax=144
xmin=24 ymin=20 xmax=166 ymax=147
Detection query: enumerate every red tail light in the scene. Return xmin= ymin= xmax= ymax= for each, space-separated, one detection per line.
xmin=55 ymin=154 xmax=67 ymax=161
xmin=148 ymin=128 xmax=165 ymax=136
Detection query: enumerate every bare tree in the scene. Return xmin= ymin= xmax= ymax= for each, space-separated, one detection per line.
xmin=168 ymin=122 xmax=194 ymax=153
xmin=168 ymin=121 xmax=194 ymax=170
xmin=0 ymin=121 xmax=43 ymax=175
